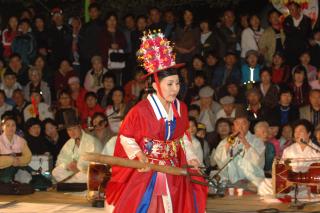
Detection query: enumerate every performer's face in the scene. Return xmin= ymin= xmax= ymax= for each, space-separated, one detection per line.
xmin=154 ymin=74 xmax=180 ymax=102
xmin=233 ymin=118 xmax=249 ymax=135
xmin=294 ymin=125 xmax=310 ymax=144
xmin=67 ymin=125 xmax=82 ymax=139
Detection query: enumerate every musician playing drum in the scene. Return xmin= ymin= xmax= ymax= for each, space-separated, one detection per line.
xmin=282 ymin=119 xmax=320 ymax=172
xmin=104 ymin=31 xmax=207 ymax=213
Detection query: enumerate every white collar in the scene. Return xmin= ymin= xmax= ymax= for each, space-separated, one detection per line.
xmin=147 ymin=94 xmax=180 ymax=120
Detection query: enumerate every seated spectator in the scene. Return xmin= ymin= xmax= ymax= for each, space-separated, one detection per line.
xmin=0 ymin=90 xmax=13 ymax=119
xmin=24 ymin=88 xmax=54 ymax=121
xmin=292 ymin=51 xmax=317 ymax=82
xmin=0 ymin=116 xmax=32 ymax=184
xmin=33 ymin=55 xmax=54 ymax=87
xmin=191 ymin=55 xmax=205 ymax=78
xmin=254 ymin=121 xmax=275 ymax=177
xmin=11 ymin=19 xmax=36 ymax=65
xmin=1 ymin=16 xmax=18 ymax=59
xmin=256 ymin=67 xmax=279 ymax=108
xmin=5 ymin=53 xmax=28 ymax=86
xmin=212 ymin=51 xmax=240 ymax=89
xmin=12 ymin=89 xmax=29 ymax=128
xmin=279 ymin=124 xmax=293 ymax=153
xmin=24 ymin=67 xmax=51 ymax=105
xmin=195 ymin=86 xmax=221 ymax=132
xmin=245 ymin=88 xmax=269 ymax=132
xmin=299 ymin=89 xmax=320 ymax=126
xmin=54 ymin=59 xmax=76 ymax=94
xmin=216 ymin=96 xmax=243 ymax=120
xmin=218 ymin=80 xmax=246 ymax=104
xmin=90 ymin=112 xmax=113 ymax=147
xmin=185 ymin=71 xmax=206 ymax=105
xmin=80 ymin=92 xmax=104 ymax=129
xmin=258 ymin=9 xmax=285 ymax=66
xmin=289 ymin=65 xmax=310 ymax=107
xmin=273 ymin=87 xmax=299 ymax=126
xmin=188 ymin=104 xmax=200 ymax=120
xmin=33 ymin=17 xmax=49 ymax=57
xmin=203 ymin=52 xmax=219 ymax=82
xmin=240 ymin=14 xmax=264 ymax=58
xmin=270 ymin=52 xmax=290 ymax=85
xmin=106 ymin=87 xmax=128 ymax=134
xmin=312 ymin=124 xmax=320 ymax=148
xmin=267 ymin=118 xmax=281 ymax=158
xmin=55 ymin=90 xmax=77 ymax=129
xmin=310 ymin=28 xmax=320 ymax=69
xmin=97 ymin=73 xmax=116 ymax=108
xmin=24 ymin=118 xmax=49 ymax=155
xmin=241 ymin=50 xmax=261 ymax=85
xmin=0 ymin=70 xmax=22 ymax=105
xmin=309 ymin=69 xmax=320 ymax=90
xmin=196 ymin=122 xmax=211 ymax=168
xmin=84 ymin=55 xmax=108 ymax=92
xmin=199 ymin=20 xmax=224 ymax=58
xmin=214 ymin=116 xmax=265 ymax=187
xmin=42 ymin=118 xmax=68 ymax=165
xmin=52 ymin=109 xmax=102 ymax=183
xmin=68 ymin=76 xmax=87 ymax=112
xmin=188 ymin=117 xmax=204 ymax=165
xmin=124 ymin=70 xmax=146 ymax=104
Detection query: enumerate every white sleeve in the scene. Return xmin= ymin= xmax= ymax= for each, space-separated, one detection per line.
xmin=182 ymin=134 xmax=200 ymax=162
xmin=214 ymin=139 xmax=230 ymax=169
xmin=120 ymin=135 xmax=142 ymax=159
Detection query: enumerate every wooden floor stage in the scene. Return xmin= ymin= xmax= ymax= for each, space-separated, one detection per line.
xmin=1 ymin=191 xmax=320 ymax=212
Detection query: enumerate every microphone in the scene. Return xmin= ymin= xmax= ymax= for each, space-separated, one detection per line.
xmin=300 ymin=139 xmax=320 ymax=153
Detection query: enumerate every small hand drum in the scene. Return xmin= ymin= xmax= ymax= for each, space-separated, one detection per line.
xmin=87 ymin=162 xmax=111 ymax=207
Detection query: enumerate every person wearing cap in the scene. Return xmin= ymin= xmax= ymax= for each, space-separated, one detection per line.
xmin=216 ymin=95 xmax=237 ymax=120
xmin=0 ymin=116 xmax=32 ymax=184
xmin=214 ymin=116 xmax=265 ymax=188
xmin=24 ymin=67 xmax=51 ymax=106
xmin=24 ymin=118 xmax=49 ymax=155
xmin=68 ymin=76 xmax=87 ymax=112
xmin=48 ymin=7 xmax=73 ymax=69
xmin=273 ymin=87 xmax=299 ymax=126
xmin=52 ymin=109 xmax=102 ymax=183
xmin=11 ymin=18 xmax=36 ymax=66
xmin=258 ymin=9 xmax=285 ymax=66
xmin=0 ymin=70 xmax=22 ymax=104
xmin=241 ymin=50 xmax=261 ymax=85
xmin=84 ymin=55 xmax=108 ymax=93
xmin=212 ymin=51 xmax=241 ymax=89
xmin=105 ymin=31 xmax=207 ymax=213
xmin=195 ymin=86 xmax=221 ymax=136
xmin=23 ymin=88 xmax=53 ymax=122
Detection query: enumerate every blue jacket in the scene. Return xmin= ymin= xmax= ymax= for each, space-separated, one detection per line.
xmin=212 ymin=65 xmax=241 ymax=88
xmin=241 ymin=64 xmax=261 ymax=84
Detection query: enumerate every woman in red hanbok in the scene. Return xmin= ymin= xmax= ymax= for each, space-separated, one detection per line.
xmin=105 ymin=31 xmax=207 ymax=213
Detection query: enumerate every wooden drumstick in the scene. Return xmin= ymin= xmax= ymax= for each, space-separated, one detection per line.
xmin=81 ymin=153 xmax=188 ymax=176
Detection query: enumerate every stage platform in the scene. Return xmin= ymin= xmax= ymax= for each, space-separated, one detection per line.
xmin=1 ymin=191 xmax=320 ymax=212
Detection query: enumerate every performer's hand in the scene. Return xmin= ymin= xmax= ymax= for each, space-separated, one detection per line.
xmin=67 ymin=161 xmax=79 ymax=173
xmin=136 ymin=151 xmax=151 ymax=172
xmin=12 ymin=157 xmax=20 ymax=167
xmin=188 ymin=159 xmax=200 ymax=171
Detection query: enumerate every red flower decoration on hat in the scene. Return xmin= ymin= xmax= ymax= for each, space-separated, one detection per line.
xmin=138 ymin=30 xmax=184 ymax=79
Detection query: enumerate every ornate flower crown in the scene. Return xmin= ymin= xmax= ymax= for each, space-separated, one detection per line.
xmin=138 ymin=30 xmax=184 ymax=78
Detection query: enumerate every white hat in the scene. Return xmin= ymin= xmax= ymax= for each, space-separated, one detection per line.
xmin=220 ymin=96 xmax=235 ymax=105
xmin=199 ymin=86 xmax=214 ymax=98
